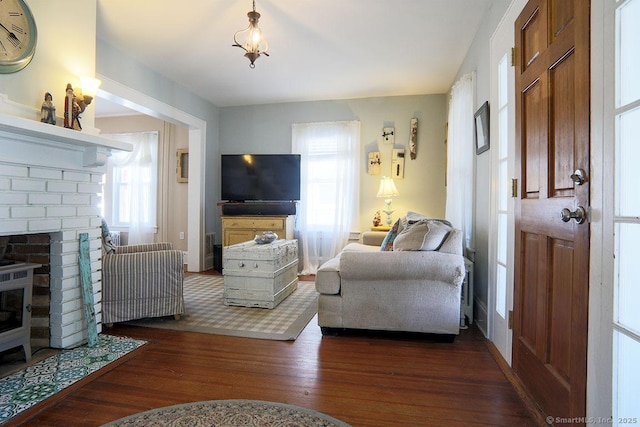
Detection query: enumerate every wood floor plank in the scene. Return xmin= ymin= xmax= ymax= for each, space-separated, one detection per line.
xmin=9 ymin=313 xmax=538 ymax=426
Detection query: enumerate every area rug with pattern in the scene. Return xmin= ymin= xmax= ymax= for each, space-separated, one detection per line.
xmin=123 ymin=275 xmax=318 ymax=341
xmin=0 ymin=334 xmax=146 ymax=425
xmin=101 ymin=399 xmax=350 ymax=427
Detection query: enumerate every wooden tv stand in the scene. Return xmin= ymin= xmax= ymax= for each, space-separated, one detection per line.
xmin=222 ymin=215 xmax=295 ymax=247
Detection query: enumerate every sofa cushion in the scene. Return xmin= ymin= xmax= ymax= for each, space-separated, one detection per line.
xmin=393 ymin=219 xmax=451 ymax=251
xmin=361 ymin=231 xmax=387 ymax=246
xmin=342 ymin=242 xmax=380 ymax=253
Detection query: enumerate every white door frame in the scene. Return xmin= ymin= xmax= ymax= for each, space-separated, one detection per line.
xmin=96 ymin=75 xmax=207 ymax=272
xmin=587 ymin=0 xmax=616 ymax=419
xmin=487 ymin=0 xmax=526 ymax=365
xmin=487 ymin=0 xmax=615 ymax=417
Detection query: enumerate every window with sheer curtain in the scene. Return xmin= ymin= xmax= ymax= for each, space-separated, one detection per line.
xmin=446 ymin=72 xmax=476 ymax=255
xmin=292 ymin=121 xmax=360 ymax=274
xmin=102 ymin=131 xmax=159 ymax=245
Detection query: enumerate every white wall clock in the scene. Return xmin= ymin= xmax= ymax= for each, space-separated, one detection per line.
xmin=0 ymin=0 xmax=37 ymax=74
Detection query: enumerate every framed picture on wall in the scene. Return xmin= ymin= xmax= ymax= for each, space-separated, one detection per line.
xmin=176 ymin=148 xmax=188 ymax=183
xmin=474 ymin=101 xmax=490 ymax=155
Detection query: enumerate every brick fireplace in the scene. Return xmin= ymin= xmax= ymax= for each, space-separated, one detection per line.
xmin=1 ymin=96 xmax=131 ymax=349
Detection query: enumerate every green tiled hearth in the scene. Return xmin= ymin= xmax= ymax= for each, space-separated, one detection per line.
xmin=0 ymin=334 xmax=145 ymax=424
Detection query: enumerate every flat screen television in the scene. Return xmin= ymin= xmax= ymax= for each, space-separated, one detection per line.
xmin=221 ymin=154 xmax=301 ymax=202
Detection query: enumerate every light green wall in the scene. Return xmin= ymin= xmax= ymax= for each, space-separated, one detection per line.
xmin=220 ymin=95 xmax=448 ymax=232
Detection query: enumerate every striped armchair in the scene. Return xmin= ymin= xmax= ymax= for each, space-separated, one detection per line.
xmin=102 ymin=242 xmax=185 ymax=325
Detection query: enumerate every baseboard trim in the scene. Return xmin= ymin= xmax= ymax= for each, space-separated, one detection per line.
xmin=485 ymin=340 xmax=549 ymax=426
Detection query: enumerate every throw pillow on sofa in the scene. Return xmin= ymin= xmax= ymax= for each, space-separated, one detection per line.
xmin=380 ymin=218 xmax=402 ymax=251
xmin=392 ymin=220 xmax=428 ymax=251
xmin=392 ymin=219 xmax=451 ymax=251
xmin=406 ymin=211 xmax=453 ymax=228
xmin=419 ymin=220 xmax=452 ymax=250
xmin=380 ymin=211 xmax=427 ymax=251
xmin=405 ymin=211 xmax=429 ymax=223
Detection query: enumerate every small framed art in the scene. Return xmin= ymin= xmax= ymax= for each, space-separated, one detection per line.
xmin=474 ymin=101 xmax=490 ymax=155
xmin=176 ymin=148 xmax=189 ymax=183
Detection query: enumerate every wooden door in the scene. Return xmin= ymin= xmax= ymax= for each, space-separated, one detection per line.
xmin=513 ymin=0 xmax=590 ymax=422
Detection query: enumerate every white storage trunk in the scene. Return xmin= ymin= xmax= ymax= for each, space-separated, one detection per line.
xmin=223 ymin=239 xmax=299 ymax=309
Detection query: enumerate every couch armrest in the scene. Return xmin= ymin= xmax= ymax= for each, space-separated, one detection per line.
xmin=316 ymin=256 xmax=341 ymax=294
xmin=115 ymin=242 xmax=175 ymax=254
xmin=339 ymin=250 xmax=465 ymax=287
xmin=361 ymin=231 xmax=387 ymax=246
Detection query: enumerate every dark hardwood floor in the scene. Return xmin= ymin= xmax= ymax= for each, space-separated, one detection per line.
xmin=9 ymin=312 xmax=538 ymax=427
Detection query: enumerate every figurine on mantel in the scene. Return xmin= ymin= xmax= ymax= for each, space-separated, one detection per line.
xmin=40 ymin=92 xmax=56 ymax=125
xmin=63 ymin=83 xmax=82 ymax=130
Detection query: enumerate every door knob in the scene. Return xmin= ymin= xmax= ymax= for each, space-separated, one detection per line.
xmin=570 ymin=169 xmax=587 ymax=185
xmin=561 ymin=206 xmax=587 ymax=224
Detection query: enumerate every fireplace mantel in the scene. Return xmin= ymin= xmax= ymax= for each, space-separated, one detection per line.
xmin=0 ymin=95 xmax=131 ymax=348
xmin=0 ymin=112 xmax=132 ymax=167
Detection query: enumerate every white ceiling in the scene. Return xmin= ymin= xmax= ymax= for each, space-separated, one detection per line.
xmin=95 ymin=0 xmax=493 ymax=115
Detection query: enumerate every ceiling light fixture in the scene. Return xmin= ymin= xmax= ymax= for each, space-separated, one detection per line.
xmin=232 ymin=0 xmax=269 ymax=69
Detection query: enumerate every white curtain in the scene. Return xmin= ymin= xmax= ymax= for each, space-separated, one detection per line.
xmin=292 ymin=121 xmax=360 ymax=274
xmin=446 ymin=72 xmax=475 ymax=253
xmin=107 ymin=131 xmax=159 ymax=245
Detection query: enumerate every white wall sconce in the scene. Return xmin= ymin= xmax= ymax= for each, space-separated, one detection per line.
xmin=80 ymin=76 xmax=102 ymax=106
xmin=64 ymin=77 xmax=101 ymax=130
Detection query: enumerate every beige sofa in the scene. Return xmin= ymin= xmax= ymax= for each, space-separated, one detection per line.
xmin=316 ymin=216 xmax=466 ymax=339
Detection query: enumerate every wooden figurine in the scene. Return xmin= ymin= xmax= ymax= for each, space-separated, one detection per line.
xmin=409 ymin=118 xmax=418 ymax=159
xmin=63 ymin=83 xmax=82 ymax=130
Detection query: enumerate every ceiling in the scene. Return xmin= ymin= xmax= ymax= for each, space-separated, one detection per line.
xmin=95 ymin=0 xmax=494 ymax=115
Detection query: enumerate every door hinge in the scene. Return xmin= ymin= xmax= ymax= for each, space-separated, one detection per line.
xmin=508 ymin=310 xmax=514 ymax=330
xmin=511 ymin=178 xmax=518 ymax=198
xmin=510 ymin=47 xmax=516 ymax=67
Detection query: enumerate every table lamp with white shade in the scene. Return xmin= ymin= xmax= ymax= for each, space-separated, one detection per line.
xmin=377 ymin=176 xmax=400 ymax=226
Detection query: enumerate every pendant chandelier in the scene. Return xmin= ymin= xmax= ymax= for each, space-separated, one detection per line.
xmin=232 ymin=0 xmax=269 ymax=68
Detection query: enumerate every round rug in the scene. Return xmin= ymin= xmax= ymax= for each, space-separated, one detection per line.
xmin=101 ymin=399 xmax=351 ymax=427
